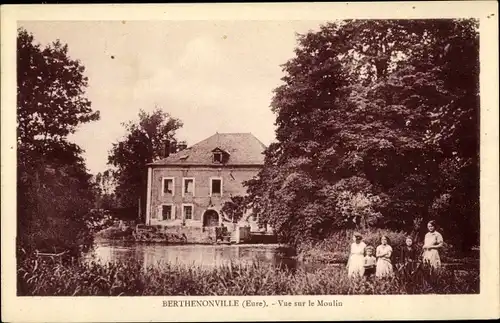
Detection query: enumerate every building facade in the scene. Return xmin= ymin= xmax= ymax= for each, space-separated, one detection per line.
xmin=145 ymin=133 xmax=266 ymax=229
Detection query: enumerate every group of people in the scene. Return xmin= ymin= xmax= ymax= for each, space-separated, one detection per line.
xmin=347 ymin=220 xmax=444 ymax=279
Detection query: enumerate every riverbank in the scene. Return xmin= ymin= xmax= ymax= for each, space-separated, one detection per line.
xmin=93 ymin=226 xmax=479 ymax=268
xmin=18 ymin=256 xmax=479 ymax=296
xmin=95 ymin=226 xmax=188 ymax=243
xmin=95 ymin=225 xmax=277 ymax=245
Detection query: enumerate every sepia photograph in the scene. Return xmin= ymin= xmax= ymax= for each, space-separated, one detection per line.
xmin=2 ymin=2 xmax=499 ymax=322
xmin=14 ymin=17 xmax=482 ymax=296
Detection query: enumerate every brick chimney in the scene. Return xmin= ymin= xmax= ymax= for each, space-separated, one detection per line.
xmin=170 ymin=141 xmax=177 ymax=154
xmin=178 ymin=141 xmax=187 ymax=151
xmin=163 ymin=141 xmax=170 ymax=157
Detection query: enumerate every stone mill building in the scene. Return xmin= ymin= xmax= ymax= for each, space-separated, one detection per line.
xmin=144 ymin=132 xmax=268 ymax=241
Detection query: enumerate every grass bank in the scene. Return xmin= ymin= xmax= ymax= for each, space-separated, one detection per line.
xmin=18 ymin=256 xmax=479 ymax=296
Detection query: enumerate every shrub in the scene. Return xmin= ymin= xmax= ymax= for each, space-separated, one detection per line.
xmin=95 ymin=227 xmax=134 ymax=240
xmin=17 ymin=162 xmax=96 ymax=258
xmin=360 ymin=229 xmax=408 ymax=251
xmin=299 ymin=229 xmax=408 ymax=263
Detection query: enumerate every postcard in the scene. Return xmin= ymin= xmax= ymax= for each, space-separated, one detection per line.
xmin=1 ymin=2 xmax=499 ymax=322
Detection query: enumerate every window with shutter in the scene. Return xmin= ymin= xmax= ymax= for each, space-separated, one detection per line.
xmin=162 ymin=177 xmax=174 ymax=196
xmin=161 ymin=204 xmax=174 ymax=220
xmin=210 ymin=178 xmax=222 ymax=196
xmin=183 ymin=204 xmax=193 ymax=220
xmin=183 ymin=178 xmax=195 ymax=196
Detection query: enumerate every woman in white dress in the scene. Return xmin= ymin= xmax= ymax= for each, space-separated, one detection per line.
xmin=375 ymin=235 xmax=394 ymax=278
xmin=347 ymin=232 xmax=366 ymax=278
xmin=422 ymin=220 xmax=444 ymax=272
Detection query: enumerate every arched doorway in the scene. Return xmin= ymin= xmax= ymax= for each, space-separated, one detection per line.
xmin=203 ymin=209 xmax=220 ymax=227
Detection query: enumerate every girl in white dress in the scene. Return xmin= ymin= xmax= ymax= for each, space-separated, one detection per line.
xmin=422 ymin=220 xmax=444 ymax=272
xmin=376 ymin=235 xmax=394 ymax=278
xmin=347 ymin=232 xmax=366 ymax=278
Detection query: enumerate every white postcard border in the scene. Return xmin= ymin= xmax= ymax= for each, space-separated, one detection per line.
xmin=1 ymin=2 xmax=499 ymax=322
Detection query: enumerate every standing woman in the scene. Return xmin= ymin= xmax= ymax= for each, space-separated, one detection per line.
xmin=422 ymin=220 xmax=444 ymax=272
xmin=376 ymin=235 xmax=394 ymax=278
xmin=347 ymin=232 xmax=366 ymax=278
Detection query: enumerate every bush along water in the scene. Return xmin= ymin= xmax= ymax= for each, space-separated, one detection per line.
xmin=18 ymin=255 xmax=479 ymax=296
xmin=298 ymin=229 xmax=408 ymax=263
xmin=297 ymin=229 xmax=475 ymax=265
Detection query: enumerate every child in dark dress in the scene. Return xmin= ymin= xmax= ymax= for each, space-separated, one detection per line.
xmin=399 ymin=236 xmax=419 ymax=277
xmin=363 ymin=246 xmax=376 ymax=278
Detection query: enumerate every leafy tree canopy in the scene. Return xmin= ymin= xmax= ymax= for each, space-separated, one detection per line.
xmin=108 ymin=109 xmax=183 ymax=217
xmin=17 ymin=28 xmax=99 ymax=158
xmin=246 ymin=19 xmax=479 ymax=250
xmin=221 ymin=195 xmax=249 ymax=223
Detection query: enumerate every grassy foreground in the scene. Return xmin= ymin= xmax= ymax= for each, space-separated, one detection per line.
xmin=18 ymin=256 xmax=479 ymax=296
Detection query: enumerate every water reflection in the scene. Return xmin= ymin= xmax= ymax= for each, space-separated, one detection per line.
xmin=88 ymin=240 xmax=298 ymax=271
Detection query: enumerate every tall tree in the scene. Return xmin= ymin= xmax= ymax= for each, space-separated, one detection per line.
xmin=17 ymin=28 xmax=99 ymax=156
xmin=93 ymin=169 xmax=118 ymax=209
xmin=417 ymin=20 xmax=480 ymax=250
xmin=108 ymin=109 xmax=183 ymax=220
xmin=246 ymin=20 xmax=479 ymax=250
xmin=17 ymin=28 xmax=100 ymax=256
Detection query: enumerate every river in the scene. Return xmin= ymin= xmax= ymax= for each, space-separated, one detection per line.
xmin=87 ymin=239 xmax=301 ymax=270
xmin=86 ymin=240 xmax=477 ymax=274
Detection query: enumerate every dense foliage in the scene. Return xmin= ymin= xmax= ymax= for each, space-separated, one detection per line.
xmin=17 ymin=28 xmax=100 ymax=256
xmin=221 ymin=195 xmax=249 ymax=223
xmin=92 ymin=169 xmax=118 ymax=209
xmin=245 ymin=20 xmax=479 ymax=251
xmin=107 ymin=109 xmax=183 ymax=221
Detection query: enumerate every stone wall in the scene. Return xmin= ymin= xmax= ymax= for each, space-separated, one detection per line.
xmin=162 ymin=225 xmax=217 ymax=244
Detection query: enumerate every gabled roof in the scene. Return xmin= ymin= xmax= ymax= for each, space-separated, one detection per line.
xmin=149 ymin=132 xmax=266 ymax=166
xmin=211 ymin=147 xmax=230 ymax=155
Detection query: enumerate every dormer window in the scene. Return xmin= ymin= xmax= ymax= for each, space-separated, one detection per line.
xmin=213 ymin=152 xmax=222 ymax=163
xmin=212 ymin=147 xmax=229 ymax=164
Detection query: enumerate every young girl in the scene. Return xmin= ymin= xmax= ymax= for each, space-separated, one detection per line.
xmin=347 ymin=232 xmax=366 ymax=278
xmin=376 ymin=235 xmax=394 ymax=278
xmin=363 ymin=246 xmax=377 ymax=278
xmin=399 ymin=236 xmax=418 ymax=277
xmin=422 ymin=220 xmax=444 ymax=271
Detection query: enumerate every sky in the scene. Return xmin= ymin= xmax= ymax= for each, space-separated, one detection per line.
xmin=19 ymin=20 xmax=325 ymax=174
